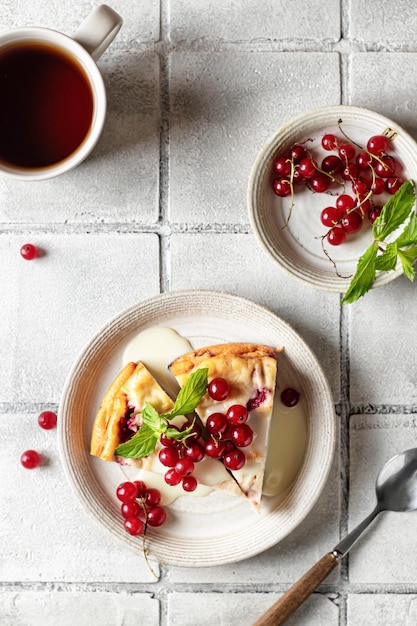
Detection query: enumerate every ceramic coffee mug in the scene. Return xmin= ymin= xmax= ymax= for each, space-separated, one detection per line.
xmin=0 ymin=5 xmax=122 ymax=181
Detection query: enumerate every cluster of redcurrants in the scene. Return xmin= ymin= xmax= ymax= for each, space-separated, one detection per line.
xmin=160 ymin=376 xmax=255 ymax=492
xmin=117 ymin=479 xmax=166 ymax=536
xmin=272 ymin=132 xmax=405 ymax=246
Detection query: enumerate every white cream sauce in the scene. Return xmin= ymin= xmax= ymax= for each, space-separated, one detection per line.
xmin=121 ymin=326 xmax=307 ymax=504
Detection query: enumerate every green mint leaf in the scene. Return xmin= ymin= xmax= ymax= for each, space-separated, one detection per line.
xmin=375 ymin=242 xmax=398 ymax=272
xmin=115 ymin=424 xmax=159 ymax=458
xmin=141 ymin=402 xmax=165 ymax=432
xmin=398 ymin=246 xmax=417 ymax=281
xmin=396 ymin=212 xmax=417 ymax=247
xmin=342 ymin=242 xmax=378 ymax=305
xmin=373 ymin=180 xmax=415 ymax=242
xmin=164 ymin=367 xmax=208 ymax=419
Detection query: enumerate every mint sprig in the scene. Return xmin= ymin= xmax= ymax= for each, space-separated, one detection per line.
xmin=114 ymin=367 xmax=208 ymax=459
xmin=342 ymin=180 xmax=417 ymax=304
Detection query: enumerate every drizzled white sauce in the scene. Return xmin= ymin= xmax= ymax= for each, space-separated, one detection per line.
xmin=121 ymin=326 xmax=307 ymax=503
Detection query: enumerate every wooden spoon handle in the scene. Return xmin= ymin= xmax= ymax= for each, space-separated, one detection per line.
xmin=253 ymin=552 xmax=340 ymax=626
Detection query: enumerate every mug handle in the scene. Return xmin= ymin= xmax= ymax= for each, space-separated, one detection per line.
xmin=73 ymin=4 xmax=122 ymax=61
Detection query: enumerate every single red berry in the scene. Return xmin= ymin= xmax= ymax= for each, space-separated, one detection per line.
xmin=160 ymin=427 xmax=180 ymax=447
xmin=116 ymin=481 xmax=138 ymax=503
xmin=290 ymin=144 xmax=307 ymax=163
xmin=208 ymin=377 xmax=230 ymax=401
xmin=367 ymin=135 xmax=391 ymax=156
xmin=298 ymin=157 xmax=317 ymax=179
xmin=309 ymin=172 xmax=330 ymax=193
xmin=336 ymin=194 xmax=355 ymax=213
xmin=273 ymin=178 xmax=292 ymax=197
xmin=375 ymin=155 xmax=396 ymax=178
xmin=174 ymin=458 xmax=194 ymax=477
xmin=341 ymin=210 xmax=363 ymax=234
xmin=181 ymin=419 xmax=202 ymax=439
xmin=147 ymin=506 xmax=166 ymax=527
xmin=386 ymin=176 xmax=403 ymax=194
xmin=145 ymin=488 xmax=161 ymax=507
xmin=133 ymin=480 xmax=147 ymax=498
xmin=20 ymin=243 xmax=38 ymax=260
xmin=20 ymin=449 xmax=41 ymax=469
xmin=159 ymin=447 xmax=180 ymax=467
xmin=273 ymin=156 xmax=291 ymax=177
xmin=321 ymin=155 xmax=343 ymax=175
xmin=184 ymin=441 xmax=205 ymax=462
xmin=326 ymin=227 xmax=346 ymax=246
xmin=164 ymin=468 xmax=182 ymax=486
xmin=292 ymin=168 xmax=308 ymax=185
xmin=230 ymin=424 xmax=254 ymax=448
xmin=320 ymin=206 xmax=343 ymax=228
xmin=371 ymin=177 xmax=386 ymax=195
xmin=124 ymin=516 xmax=144 ymax=535
xmin=121 ymin=500 xmax=140 ymax=519
xmin=281 ymin=388 xmax=300 ymax=407
xmin=321 ymin=133 xmax=339 ymax=151
xmin=205 ymin=438 xmax=226 ymax=459
xmin=356 ymin=151 xmax=373 ymax=170
xmin=37 ymin=410 xmax=57 ymax=430
xmin=341 ymin=162 xmax=358 ymax=181
xmin=226 ymin=404 xmax=249 ymax=425
xmin=182 ymin=475 xmax=198 ymax=492
xmin=206 ymin=412 xmax=228 ymax=435
xmin=223 ymin=449 xmax=246 ymax=471
xmin=338 ymin=143 xmax=356 ymax=162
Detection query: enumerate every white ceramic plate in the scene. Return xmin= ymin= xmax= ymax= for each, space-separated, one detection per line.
xmin=58 ymin=290 xmax=335 ymax=567
xmin=248 ymin=105 xmax=417 ymax=292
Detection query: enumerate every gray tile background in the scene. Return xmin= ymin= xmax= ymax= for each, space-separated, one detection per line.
xmin=1 ymin=0 xmax=417 ymax=624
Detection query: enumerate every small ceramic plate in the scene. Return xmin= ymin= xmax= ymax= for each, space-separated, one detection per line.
xmin=248 ymin=105 xmax=417 ymax=292
xmin=58 ymin=290 xmax=335 ymax=567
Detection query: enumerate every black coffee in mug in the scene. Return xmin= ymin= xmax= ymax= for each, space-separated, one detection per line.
xmin=0 ymin=41 xmax=94 ymax=168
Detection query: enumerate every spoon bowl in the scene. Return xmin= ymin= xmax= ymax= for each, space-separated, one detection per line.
xmin=376 ymin=448 xmax=417 ymax=512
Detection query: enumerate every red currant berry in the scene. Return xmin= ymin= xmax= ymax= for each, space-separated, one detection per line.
xmin=133 ymin=480 xmax=147 ymax=498
xmin=367 ymin=135 xmax=391 ymax=156
xmin=20 ymin=449 xmax=41 ymax=469
xmin=320 ymin=206 xmax=343 ymax=228
xmin=368 ymin=206 xmax=383 ymax=223
xmin=338 ymin=143 xmax=356 ymax=162
xmin=145 ymin=488 xmax=161 ymax=507
xmin=182 ymin=475 xmax=198 ymax=492
xmin=147 ymin=506 xmax=166 ymax=527
xmin=116 ymin=481 xmax=138 ymax=503
xmin=159 ymin=447 xmax=180 ymax=467
xmin=37 ymin=410 xmax=57 ymax=430
xmin=226 ymin=404 xmax=249 ymax=425
xmin=230 ymin=424 xmax=254 ymax=448
xmin=205 ymin=438 xmax=226 ymax=459
xmin=281 ymin=388 xmax=300 ymax=407
xmin=322 ymin=133 xmax=338 ymax=151
xmin=298 ymin=157 xmax=317 ymax=179
xmin=371 ymin=177 xmax=386 ymax=195
xmin=160 ymin=427 xmax=180 ymax=447
xmin=341 ymin=162 xmax=358 ymax=181
xmin=327 ymin=227 xmax=346 ymax=246
xmin=223 ymin=449 xmax=246 ymax=471
xmin=273 ymin=156 xmax=291 ymax=177
xmin=292 ymin=168 xmax=308 ymax=185
xmin=341 ymin=210 xmax=363 ymax=234
xmin=356 ymin=151 xmax=373 ymax=170
xmin=290 ymin=144 xmax=307 ymax=163
xmin=124 ymin=516 xmax=144 ymax=535
xmin=184 ymin=441 xmax=205 ymax=462
xmin=336 ymin=194 xmax=355 ymax=213
xmin=181 ymin=419 xmax=202 ymax=439
xmin=174 ymin=458 xmax=194 ymax=477
xmin=375 ymin=155 xmax=396 ymax=178
xmin=121 ymin=500 xmax=140 ymax=519
xmin=352 ymin=179 xmax=369 ymax=197
xmin=273 ymin=178 xmax=292 ymax=197
xmin=321 ymin=155 xmax=343 ymax=175
xmin=206 ymin=412 xmax=228 ymax=435
xmin=20 ymin=243 xmax=38 ymax=260
xmin=310 ymin=172 xmax=330 ymax=193
xmin=386 ymin=176 xmax=403 ymax=194
xmin=164 ymin=468 xmax=182 ymax=486
xmin=208 ymin=378 xmax=230 ymax=401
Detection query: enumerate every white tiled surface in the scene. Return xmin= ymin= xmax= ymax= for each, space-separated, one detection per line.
xmin=2 ymin=1 xmax=417 ymax=625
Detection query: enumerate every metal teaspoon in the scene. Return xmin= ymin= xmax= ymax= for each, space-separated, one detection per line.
xmin=253 ymin=447 xmax=417 ymax=626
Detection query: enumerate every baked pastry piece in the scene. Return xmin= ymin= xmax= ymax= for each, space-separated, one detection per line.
xmin=169 ymin=342 xmax=278 ymax=510
xmin=90 ymin=361 xmax=174 ymax=468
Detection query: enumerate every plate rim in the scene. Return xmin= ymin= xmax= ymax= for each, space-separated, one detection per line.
xmin=58 ymin=289 xmax=336 ymax=566
xmin=248 ymin=104 xmax=416 ymax=292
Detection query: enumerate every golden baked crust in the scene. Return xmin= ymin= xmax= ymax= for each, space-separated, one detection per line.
xmin=90 ymin=361 xmax=174 ymax=462
xmin=169 ymin=342 xmax=279 ymax=510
